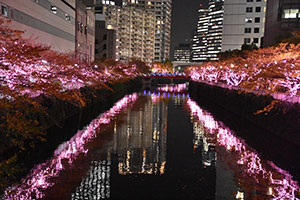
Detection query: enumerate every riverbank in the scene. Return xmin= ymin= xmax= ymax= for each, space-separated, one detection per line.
xmin=189 ymin=81 xmax=300 ymax=180
xmin=0 ymin=78 xmax=142 ymax=193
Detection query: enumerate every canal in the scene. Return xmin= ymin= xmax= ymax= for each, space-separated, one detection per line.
xmin=2 ymin=83 xmax=300 ymax=199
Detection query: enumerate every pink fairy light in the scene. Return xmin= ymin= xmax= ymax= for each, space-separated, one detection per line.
xmin=3 ymin=94 xmax=138 ymax=200
xmin=187 ymin=99 xmax=300 ymax=199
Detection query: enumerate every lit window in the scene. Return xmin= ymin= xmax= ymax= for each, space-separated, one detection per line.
xmin=51 ymin=5 xmax=57 ymax=14
xmin=65 ymin=14 xmax=70 ymax=21
xmin=245 ymin=17 xmax=252 ymax=23
xmin=282 ymin=9 xmax=299 ymax=19
xmin=1 ymin=4 xmax=8 ymax=17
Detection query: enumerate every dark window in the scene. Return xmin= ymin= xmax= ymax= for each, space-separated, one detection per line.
xmin=1 ymin=4 xmax=8 ymax=17
xmin=245 ymin=28 xmax=251 ymax=33
xmin=255 ymin=7 xmax=261 ymax=12
xmin=244 ymin=38 xmax=251 ymax=44
xmin=247 ymin=0 xmax=253 ymax=2
xmin=254 ymin=27 xmax=259 ymax=33
xmin=253 ymin=38 xmax=259 ymax=43
xmin=246 ymin=7 xmax=253 ymax=13
xmin=103 ymin=34 xmax=107 ymax=40
xmin=84 ymin=26 xmax=87 ymax=34
xmin=256 ymin=0 xmax=261 ymax=1
xmin=103 ymin=44 xmax=107 ymax=49
xmin=103 ymin=54 xmax=106 ymax=58
xmin=255 ymin=17 xmax=260 ymax=23
xmin=95 ymin=39 xmax=99 ymax=44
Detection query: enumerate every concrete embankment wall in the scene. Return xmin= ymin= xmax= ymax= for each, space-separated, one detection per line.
xmin=189 ymin=81 xmax=300 ymax=146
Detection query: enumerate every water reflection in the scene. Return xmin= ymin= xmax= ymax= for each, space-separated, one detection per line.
xmin=187 ymin=99 xmax=300 ymax=199
xmin=2 ymin=83 xmax=300 ymax=200
xmin=3 ymin=94 xmax=138 ymax=200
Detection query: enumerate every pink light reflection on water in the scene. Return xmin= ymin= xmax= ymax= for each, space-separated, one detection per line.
xmin=187 ymin=99 xmax=300 ymax=200
xmin=157 ymin=83 xmax=187 ymax=93
xmin=3 ymin=94 xmax=138 ymax=200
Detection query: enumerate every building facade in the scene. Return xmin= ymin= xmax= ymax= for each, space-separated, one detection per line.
xmin=191 ymin=0 xmax=224 ymax=62
xmin=207 ymin=0 xmax=224 ymax=61
xmin=173 ymin=43 xmax=190 ymax=63
xmin=264 ymin=0 xmax=300 ymax=47
xmin=122 ymin=0 xmax=172 ymax=62
xmin=104 ymin=4 xmax=156 ymax=64
xmin=76 ymin=0 xmax=95 ymax=63
xmin=0 ymin=0 xmax=76 ymax=53
xmin=191 ymin=7 xmax=209 ymax=62
xmin=95 ymin=14 xmax=116 ymax=60
xmin=221 ymin=0 xmax=267 ymax=51
xmin=0 ymin=0 xmax=95 ymax=62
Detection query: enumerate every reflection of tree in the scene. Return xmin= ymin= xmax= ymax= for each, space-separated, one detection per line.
xmin=187 ymin=99 xmax=300 ymax=200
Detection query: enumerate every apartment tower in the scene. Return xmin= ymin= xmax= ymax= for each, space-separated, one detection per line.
xmin=122 ymin=0 xmax=172 ymax=62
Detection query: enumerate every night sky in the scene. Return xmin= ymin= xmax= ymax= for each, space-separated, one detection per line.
xmin=170 ymin=0 xmax=208 ymax=60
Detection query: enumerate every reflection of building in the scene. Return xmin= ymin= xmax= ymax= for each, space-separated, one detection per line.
xmin=110 ymin=96 xmax=168 ymax=175
xmin=174 ymin=44 xmax=191 ymax=63
xmin=72 ymin=160 xmax=111 ymax=200
xmin=264 ymin=0 xmax=300 ymax=47
xmin=192 ymin=121 xmax=216 ymax=167
xmin=222 ymin=0 xmax=267 ymax=50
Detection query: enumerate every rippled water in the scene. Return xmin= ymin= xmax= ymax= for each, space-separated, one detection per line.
xmin=3 ymin=83 xmax=300 ymax=200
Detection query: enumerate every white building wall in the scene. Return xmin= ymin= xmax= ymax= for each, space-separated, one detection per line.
xmin=0 ymin=0 xmax=75 ymax=53
xmin=222 ymin=0 xmax=266 ymax=52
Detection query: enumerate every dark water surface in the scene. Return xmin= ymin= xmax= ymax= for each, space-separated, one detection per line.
xmin=3 ymin=84 xmax=300 ymax=200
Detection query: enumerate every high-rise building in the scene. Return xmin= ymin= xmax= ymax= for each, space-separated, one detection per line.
xmin=191 ymin=6 xmax=209 ymax=62
xmin=76 ymin=0 xmax=95 ymax=63
xmin=207 ymin=0 xmax=224 ymax=61
xmin=174 ymin=43 xmax=190 ymax=63
xmin=104 ymin=4 xmax=156 ymax=64
xmin=95 ymin=14 xmax=116 ymax=60
xmin=0 ymin=0 xmax=76 ymax=53
xmin=221 ymin=0 xmax=267 ymax=51
xmin=264 ymin=0 xmax=300 ymax=47
xmin=191 ymin=0 xmax=224 ymax=62
xmin=122 ymin=0 xmax=172 ymax=62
